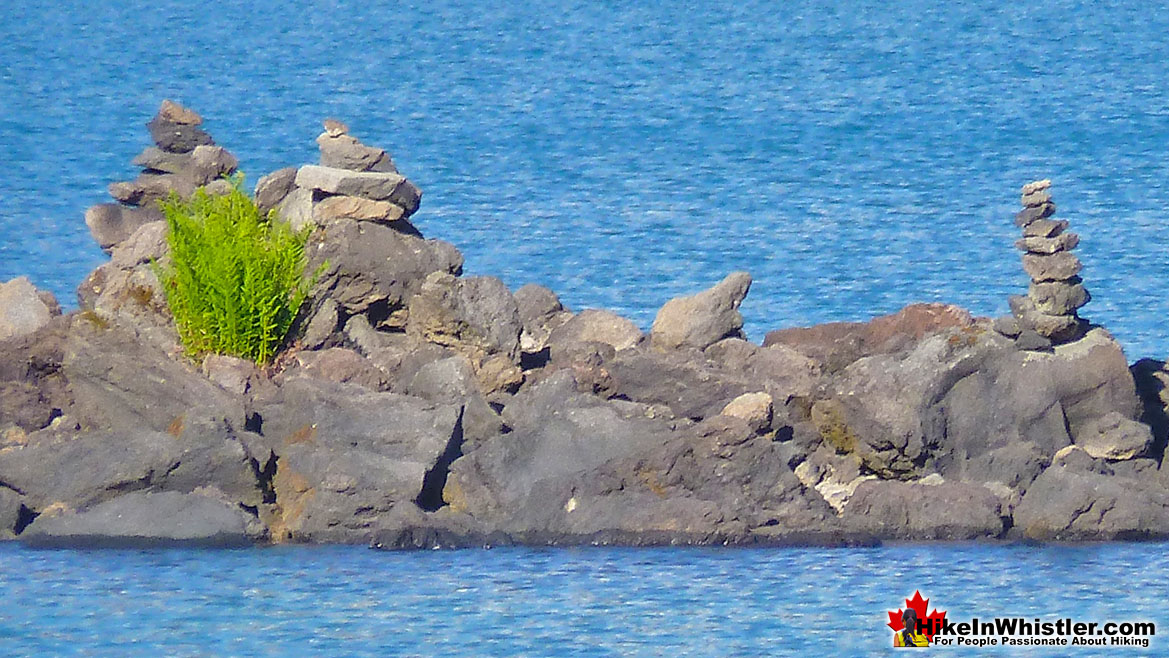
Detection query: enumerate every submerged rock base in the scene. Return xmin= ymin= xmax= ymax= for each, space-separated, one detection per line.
xmin=2 ymin=103 xmax=1168 ymax=549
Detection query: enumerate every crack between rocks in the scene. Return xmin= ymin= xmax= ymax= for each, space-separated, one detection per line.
xmin=415 ymin=406 xmax=465 ymax=512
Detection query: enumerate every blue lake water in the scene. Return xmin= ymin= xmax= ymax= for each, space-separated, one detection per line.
xmin=0 ymin=542 xmax=1165 ymax=656
xmin=4 ymin=1 xmax=1169 ymax=653
xmin=3 ymin=0 xmax=1169 ymax=359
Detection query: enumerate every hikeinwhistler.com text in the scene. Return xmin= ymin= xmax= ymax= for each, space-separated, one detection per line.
xmin=922 ymin=617 xmax=1155 ymax=648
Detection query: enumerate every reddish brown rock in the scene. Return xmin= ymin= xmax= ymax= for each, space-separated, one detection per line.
xmin=763 ymin=303 xmax=975 ymax=368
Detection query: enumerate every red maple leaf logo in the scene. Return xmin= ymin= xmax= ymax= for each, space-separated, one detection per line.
xmin=887 ymin=590 xmax=947 ymax=641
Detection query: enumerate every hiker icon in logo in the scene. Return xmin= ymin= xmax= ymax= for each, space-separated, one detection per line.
xmin=887 ymin=591 xmax=945 ymax=648
xmin=894 ymin=607 xmax=929 ymax=647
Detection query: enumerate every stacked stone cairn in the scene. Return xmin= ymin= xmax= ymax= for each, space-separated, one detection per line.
xmin=996 ymin=179 xmax=1090 ymax=350
xmin=253 ymin=119 xmax=420 ymax=233
xmin=77 ymin=101 xmax=240 ymax=344
xmin=84 ymin=100 xmax=239 ymax=253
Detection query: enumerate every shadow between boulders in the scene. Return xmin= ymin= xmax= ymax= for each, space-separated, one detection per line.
xmin=415 ymin=408 xmax=465 ymax=512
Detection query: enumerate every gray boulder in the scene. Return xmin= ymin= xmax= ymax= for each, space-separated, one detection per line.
xmin=162 ymin=413 xmax=269 ymax=509
xmin=940 ymin=329 xmax=1141 ymax=471
xmin=309 ymin=220 xmax=463 ymax=316
xmin=0 ymin=314 xmax=70 ymax=433
xmin=108 ymin=174 xmax=197 ymax=207
xmin=0 ymin=429 xmax=183 ymax=511
xmin=547 ymin=309 xmax=642 ymax=355
xmin=254 ymin=167 xmax=299 ymax=214
xmin=1074 ymin=411 xmax=1153 ymax=461
xmin=650 ymin=272 xmax=751 ymax=351
xmin=0 ymin=487 xmax=25 ymax=539
xmin=1021 ymin=252 xmax=1082 ymax=282
xmin=21 ymin=491 xmax=257 ymax=548
xmin=280 ymin=347 xmax=388 ymax=391
xmin=75 ymin=262 xmax=174 ymax=346
xmin=313 ymin=195 xmax=407 ymax=224
xmin=1029 ymin=279 xmax=1090 ymax=315
xmin=841 ymin=479 xmax=1007 ymax=539
xmin=84 ymin=203 xmax=164 ymax=252
xmin=0 ymin=277 xmax=54 ymax=342
xmin=0 ymin=416 xmax=264 ymax=514
xmin=704 ymin=338 xmax=822 ymax=402
xmin=606 ymin=348 xmax=753 ymax=420
xmin=444 ymin=372 xmax=678 ymax=524
xmin=189 ymin=145 xmax=239 ymax=185
xmin=110 ymin=221 xmax=168 ymax=269
xmin=300 ymin=297 xmax=339 ymax=350
xmin=275 ymin=186 xmax=314 ymax=231
xmin=251 ymin=377 xmax=463 ymax=543
xmin=62 ymin=319 xmax=245 ymax=434
xmin=406 ymin=273 xmax=522 ymax=362
xmin=1009 ymin=295 xmax=1086 ymax=342
xmin=514 ymin=283 xmax=572 ymax=355
xmin=959 ymin=441 xmax=1049 ymax=493
xmin=446 ymin=372 xmax=840 ymax=545
xmin=202 ymin=354 xmax=259 ymax=396
xmin=403 ymin=355 xmax=505 ymax=452
xmin=1013 ymin=464 xmax=1169 ymax=540
xmin=1015 ymin=232 xmax=1079 ymax=255
xmin=132 ymin=146 xmax=193 ymax=175
xmin=812 ymin=326 xmax=1143 ymax=483
xmin=342 ymin=314 xmax=457 ymax=384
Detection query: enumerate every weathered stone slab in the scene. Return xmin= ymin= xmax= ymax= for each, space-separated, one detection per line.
xmin=108 ymin=173 xmax=196 ymax=206
xmin=1015 ymin=232 xmax=1079 ymax=255
xmin=1021 ymin=179 xmax=1051 ymax=195
xmin=20 ymin=491 xmax=256 ymax=548
xmin=1022 ymin=218 xmax=1068 ymax=238
xmin=294 ymin=165 xmax=405 ymax=200
xmin=131 ymin=147 xmax=193 ymax=174
xmin=1010 ymin=295 xmax=1085 ymax=341
xmin=317 ymin=133 xmax=397 ymax=173
xmin=1021 ymin=252 xmax=1082 ymax=282
xmin=147 ymin=117 xmax=214 ymax=153
xmin=1014 ymin=202 xmax=1056 ymax=226
xmin=1028 ymin=279 xmax=1090 ymax=315
xmin=1021 ymin=189 xmax=1052 ymax=207
xmin=313 ymin=195 xmax=405 ymax=223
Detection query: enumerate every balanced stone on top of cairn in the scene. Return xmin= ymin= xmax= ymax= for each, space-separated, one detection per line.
xmin=255 ymin=119 xmax=421 ymax=233
xmin=84 ymin=100 xmax=239 ymax=252
xmin=995 ymin=179 xmax=1090 ymax=350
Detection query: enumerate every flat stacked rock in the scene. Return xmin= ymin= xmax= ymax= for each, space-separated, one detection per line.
xmin=995 ymin=180 xmax=1090 ymax=349
xmin=256 ymin=120 xmax=420 ymax=233
xmin=84 ymin=100 xmax=238 ymax=252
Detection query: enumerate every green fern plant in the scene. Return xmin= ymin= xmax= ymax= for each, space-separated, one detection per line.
xmin=157 ymin=175 xmax=316 ymax=364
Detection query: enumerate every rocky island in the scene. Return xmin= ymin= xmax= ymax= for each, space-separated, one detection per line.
xmin=2 ymin=102 xmax=1168 ymax=549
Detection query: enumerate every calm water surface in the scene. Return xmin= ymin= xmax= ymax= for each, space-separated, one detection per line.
xmin=3 ymin=2 xmax=1169 ymax=654
xmin=0 ymin=542 xmax=1165 ymax=656
xmin=3 ymin=0 xmax=1169 ymax=358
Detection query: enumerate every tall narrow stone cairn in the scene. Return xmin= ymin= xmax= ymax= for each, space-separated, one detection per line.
xmin=254 ymin=119 xmax=421 ymax=233
xmin=997 ymin=179 xmax=1090 ymax=350
xmin=84 ymin=100 xmax=238 ymax=253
